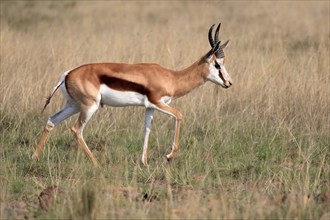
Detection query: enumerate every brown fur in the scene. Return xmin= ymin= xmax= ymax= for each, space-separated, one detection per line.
xmin=64 ymin=59 xmax=210 ymax=106
xmin=34 ymin=54 xmax=217 ymax=166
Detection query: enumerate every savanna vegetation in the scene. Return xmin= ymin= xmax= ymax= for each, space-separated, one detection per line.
xmin=1 ymin=1 xmax=329 ymax=219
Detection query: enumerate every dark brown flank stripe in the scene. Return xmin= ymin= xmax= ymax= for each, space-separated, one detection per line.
xmin=99 ymin=75 xmax=150 ymax=95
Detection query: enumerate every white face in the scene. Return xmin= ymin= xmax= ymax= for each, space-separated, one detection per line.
xmin=207 ymin=57 xmax=232 ymax=88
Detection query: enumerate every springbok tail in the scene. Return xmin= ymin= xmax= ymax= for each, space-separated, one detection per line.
xmin=41 ymin=72 xmax=68 ymax=114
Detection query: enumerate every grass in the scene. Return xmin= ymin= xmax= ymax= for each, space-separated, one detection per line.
xmin=1 ymin=1 xmax=329 ymax=219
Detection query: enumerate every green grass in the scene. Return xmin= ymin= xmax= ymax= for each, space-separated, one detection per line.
xmin=1 ymin=108 xmax=329 ymax=219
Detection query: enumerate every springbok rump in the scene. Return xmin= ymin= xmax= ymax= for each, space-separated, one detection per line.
xmin=32 ymin=23 xmax=232 ymax=166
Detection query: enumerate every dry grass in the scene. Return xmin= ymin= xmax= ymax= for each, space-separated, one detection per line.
xmin=1 ymin=1 xmax=329 ymax=219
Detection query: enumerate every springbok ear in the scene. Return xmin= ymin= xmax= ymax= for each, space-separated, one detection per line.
xmin=220 ymin=40 xmax=230 ymax=50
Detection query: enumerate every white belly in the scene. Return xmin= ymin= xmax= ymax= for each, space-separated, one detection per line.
xmin=100 ymin=85 xmax=148 ymax=107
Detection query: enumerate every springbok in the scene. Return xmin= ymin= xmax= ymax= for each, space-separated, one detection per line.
xmin=32 ymin=23 xmax=232 ymax=166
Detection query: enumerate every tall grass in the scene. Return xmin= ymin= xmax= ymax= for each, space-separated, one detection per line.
xmin=1 ymin=1 xmax=329 ymax=219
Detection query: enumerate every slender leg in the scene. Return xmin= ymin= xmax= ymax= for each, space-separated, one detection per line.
xmin=154 ymin=102 xmax=182 ymax=161
xmin=70 ymin=103 xmax=99 ymax=167
xmin=141 ymin=108 xmax=154 ymax=165
xmin=32 ymin=103 xmax=79 ymax=161
xmin=32 ymin=120 xmax=55 ymax=161
xmin=167 ymin=116 xmax=182 ymax=160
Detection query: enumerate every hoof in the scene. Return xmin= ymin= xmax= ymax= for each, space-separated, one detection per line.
xmin=166 ymin=154 xmax=173 ymax=162
xmin=32 ymin=154 xmax=38 ymax=161
xmin=141 ymin=156 xmax=148 ymax=166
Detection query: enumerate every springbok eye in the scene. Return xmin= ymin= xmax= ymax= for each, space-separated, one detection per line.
xmin=215 ymin=62 xmax=220 ymax=69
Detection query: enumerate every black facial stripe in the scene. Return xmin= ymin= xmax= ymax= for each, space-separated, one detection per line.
xmin=214 ymin=60 xmax=226 ymax=82
xmin=217 ymin=64 xmax=225 ymax=82
xmin=219 ymin=71 xmax=225 ymax=82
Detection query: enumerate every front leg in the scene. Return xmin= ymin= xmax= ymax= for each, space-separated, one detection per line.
xmin=166 ymin=114 xmax=182 ymax=161
xmin=141 ymin=108 xmax=154 ymax=165
xmin=154 ymin=102 xmax=182 ymax=161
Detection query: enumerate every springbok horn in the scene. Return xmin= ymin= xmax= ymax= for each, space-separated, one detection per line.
xmin=214 ymin=23 xmax=221 ymax=44
xmin=208 ymin=24 xmax=215 ymax=48
xmin=205 ymin=41 xmax=221 ymax=60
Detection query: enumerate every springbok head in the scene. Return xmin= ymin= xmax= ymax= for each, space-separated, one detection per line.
xmin=205 ymin=23 xmax=232 ymax=89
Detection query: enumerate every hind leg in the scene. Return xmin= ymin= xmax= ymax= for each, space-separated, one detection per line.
xmin=32 ymin=103 xmax=79 ymax=160
xmin=141 ymin=108 xmax=154 ymax=165
xmin=70 ymin=103 xmax=99 ymax=166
